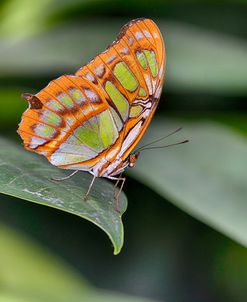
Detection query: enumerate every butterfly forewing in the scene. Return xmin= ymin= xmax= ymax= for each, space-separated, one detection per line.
xmin=18 ymin=18 xmax=165 ymax=177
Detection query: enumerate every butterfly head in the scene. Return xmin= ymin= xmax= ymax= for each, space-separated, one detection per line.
xmin=128 ymin=152 xmax=140 ymax=168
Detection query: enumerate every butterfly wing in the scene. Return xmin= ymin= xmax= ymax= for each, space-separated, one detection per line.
xmin=18 ymin=18 xmax=165 ymax=175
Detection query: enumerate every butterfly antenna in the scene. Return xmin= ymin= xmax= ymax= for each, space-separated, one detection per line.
xmin=135 ymin=127 xmax=183 ymax=152
xmin=139 ymin=140 xmax=189 ymax=152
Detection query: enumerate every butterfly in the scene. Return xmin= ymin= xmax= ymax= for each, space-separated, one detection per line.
xmin=18 ymin=18 xmax=166 ymax=210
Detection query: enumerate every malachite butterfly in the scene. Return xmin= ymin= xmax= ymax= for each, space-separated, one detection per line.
xmin=18 ymin=18 xmax=166 ymax=209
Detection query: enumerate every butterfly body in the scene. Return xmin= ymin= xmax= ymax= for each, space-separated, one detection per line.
xmin=18 ymin=18 xmax=165 ymax=200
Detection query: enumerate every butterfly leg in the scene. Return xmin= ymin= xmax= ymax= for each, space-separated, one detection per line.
xmin=116 ymin=177 xmax=126 ymax=213
xmin=51 ymin=170 xmax=78 ymax=181
xmin=84 ymin=175 xmax=97 ymax=201
xmin=113 ymin=173 xmax=123 ymax=199
xmin=109 ymin=174 xmax=126 ymax=213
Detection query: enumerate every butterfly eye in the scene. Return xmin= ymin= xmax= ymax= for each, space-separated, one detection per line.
xmin=129 ymin=153 xmax=140 ymax=168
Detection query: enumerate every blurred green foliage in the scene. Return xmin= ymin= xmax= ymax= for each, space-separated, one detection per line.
xmin=0 ymin=0 xmax=247 ymax=301
xmin=129 ymin=119 xmax=247 ymax=247
xmin=0 ymin=223 xmax=158 ymax=302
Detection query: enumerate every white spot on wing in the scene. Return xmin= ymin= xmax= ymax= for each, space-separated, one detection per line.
xmin=159 ymin=64 xmax=164 ymax=79
xmin=152 ymin=79 xmax=156 ymax=91
xmin=154 ymin=84 xmax=162 ymax=99
xmin=144 ymin=30 xmax=152 ymax=38
xmin=135 ymin=32 xmax=144 ymax=40
xmin=145 ymin=75 xmax=152 ymax=95
xmin=30 ymin=137 xmax=47 ymax=148
xmin=84 ymin=89 xmax=100 ymax=102
xmin=121 ymin=48 xmax=129 ymax=54
xmin=142 ymin=109 xmax=151 ymax=118
xmin=85 ymin=73 xmax=95 ymax=82
xmin=128 ymin=37 xmax=134 ymax=45
xmin=106 ymin=55 xmax=117 ymax=63
xmin=94 ymin=64 xmax=105 ymax=77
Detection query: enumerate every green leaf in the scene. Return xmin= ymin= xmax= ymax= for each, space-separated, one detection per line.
xmin=129 ymin=118 xmax=247 ymax=247
xmin=0 ymin=223 xmax=158 ymax=302
xmin=0 ymin=137 xmax=127 ymax=255
xmin=1 ymin=20 xmax=247 ymax=95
